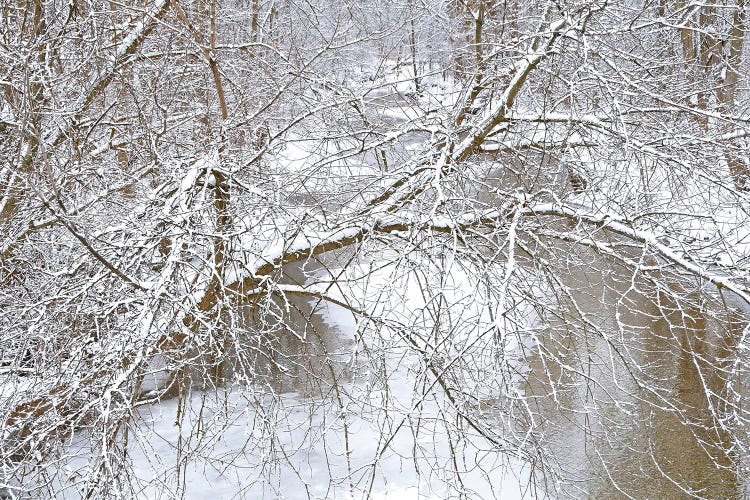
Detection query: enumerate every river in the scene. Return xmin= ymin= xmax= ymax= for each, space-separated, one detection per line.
xmin=218 ymin=227 xmax=750 ymax=498
xmin=513 ymin=235 xmax=749 ymax=498
xmin=134 ymin=86 xmax=750 ymax=498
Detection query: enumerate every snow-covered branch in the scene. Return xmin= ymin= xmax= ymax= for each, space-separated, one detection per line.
xmin=46 ymin=0 xmax=171 ymax=147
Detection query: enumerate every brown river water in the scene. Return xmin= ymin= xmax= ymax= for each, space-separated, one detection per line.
xmin=231 ymin=236 xmax=750 ymax=498
xmin=514 ymin=235 xmax=749 ymax=499
xmin=215 ymin=118 xmax=750 ymax=497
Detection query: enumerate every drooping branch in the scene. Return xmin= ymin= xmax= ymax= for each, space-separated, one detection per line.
xmin=8 ymin=199 xmax=750 ymax=461
xmin=525 ymin=203 xmax=750 ymax=306
xmin=222 ymin=201 xmax=750 ymax=312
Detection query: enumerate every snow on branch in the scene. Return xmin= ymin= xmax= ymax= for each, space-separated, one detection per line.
xmin=45 ymin=0 xmax=171 ymax=147
xmin=223 ymin=201 xmax=750 ymax=311
xmin=360 ymin=15 xmax=576 ymax=216
xmin=453 ymin=19 xmax=569 ymax=162
xmin=526 ymin=203 xmax=750 ymax=306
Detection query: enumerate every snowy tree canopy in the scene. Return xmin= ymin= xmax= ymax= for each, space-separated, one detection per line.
xmin=2 ymin=0 xmax=750 ymax=497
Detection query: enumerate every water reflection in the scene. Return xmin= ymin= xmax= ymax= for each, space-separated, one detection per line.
xmin=520 ymin=243 xmax=747 ymax=498
xmin=163 ymin=231 xmax=749 ymax=498
xmin=236 ymin=259 xmax=353 ymax=398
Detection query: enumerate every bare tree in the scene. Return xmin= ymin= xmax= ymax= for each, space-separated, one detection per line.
xmin=2 ymin=1 xmax=750 ymax=498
